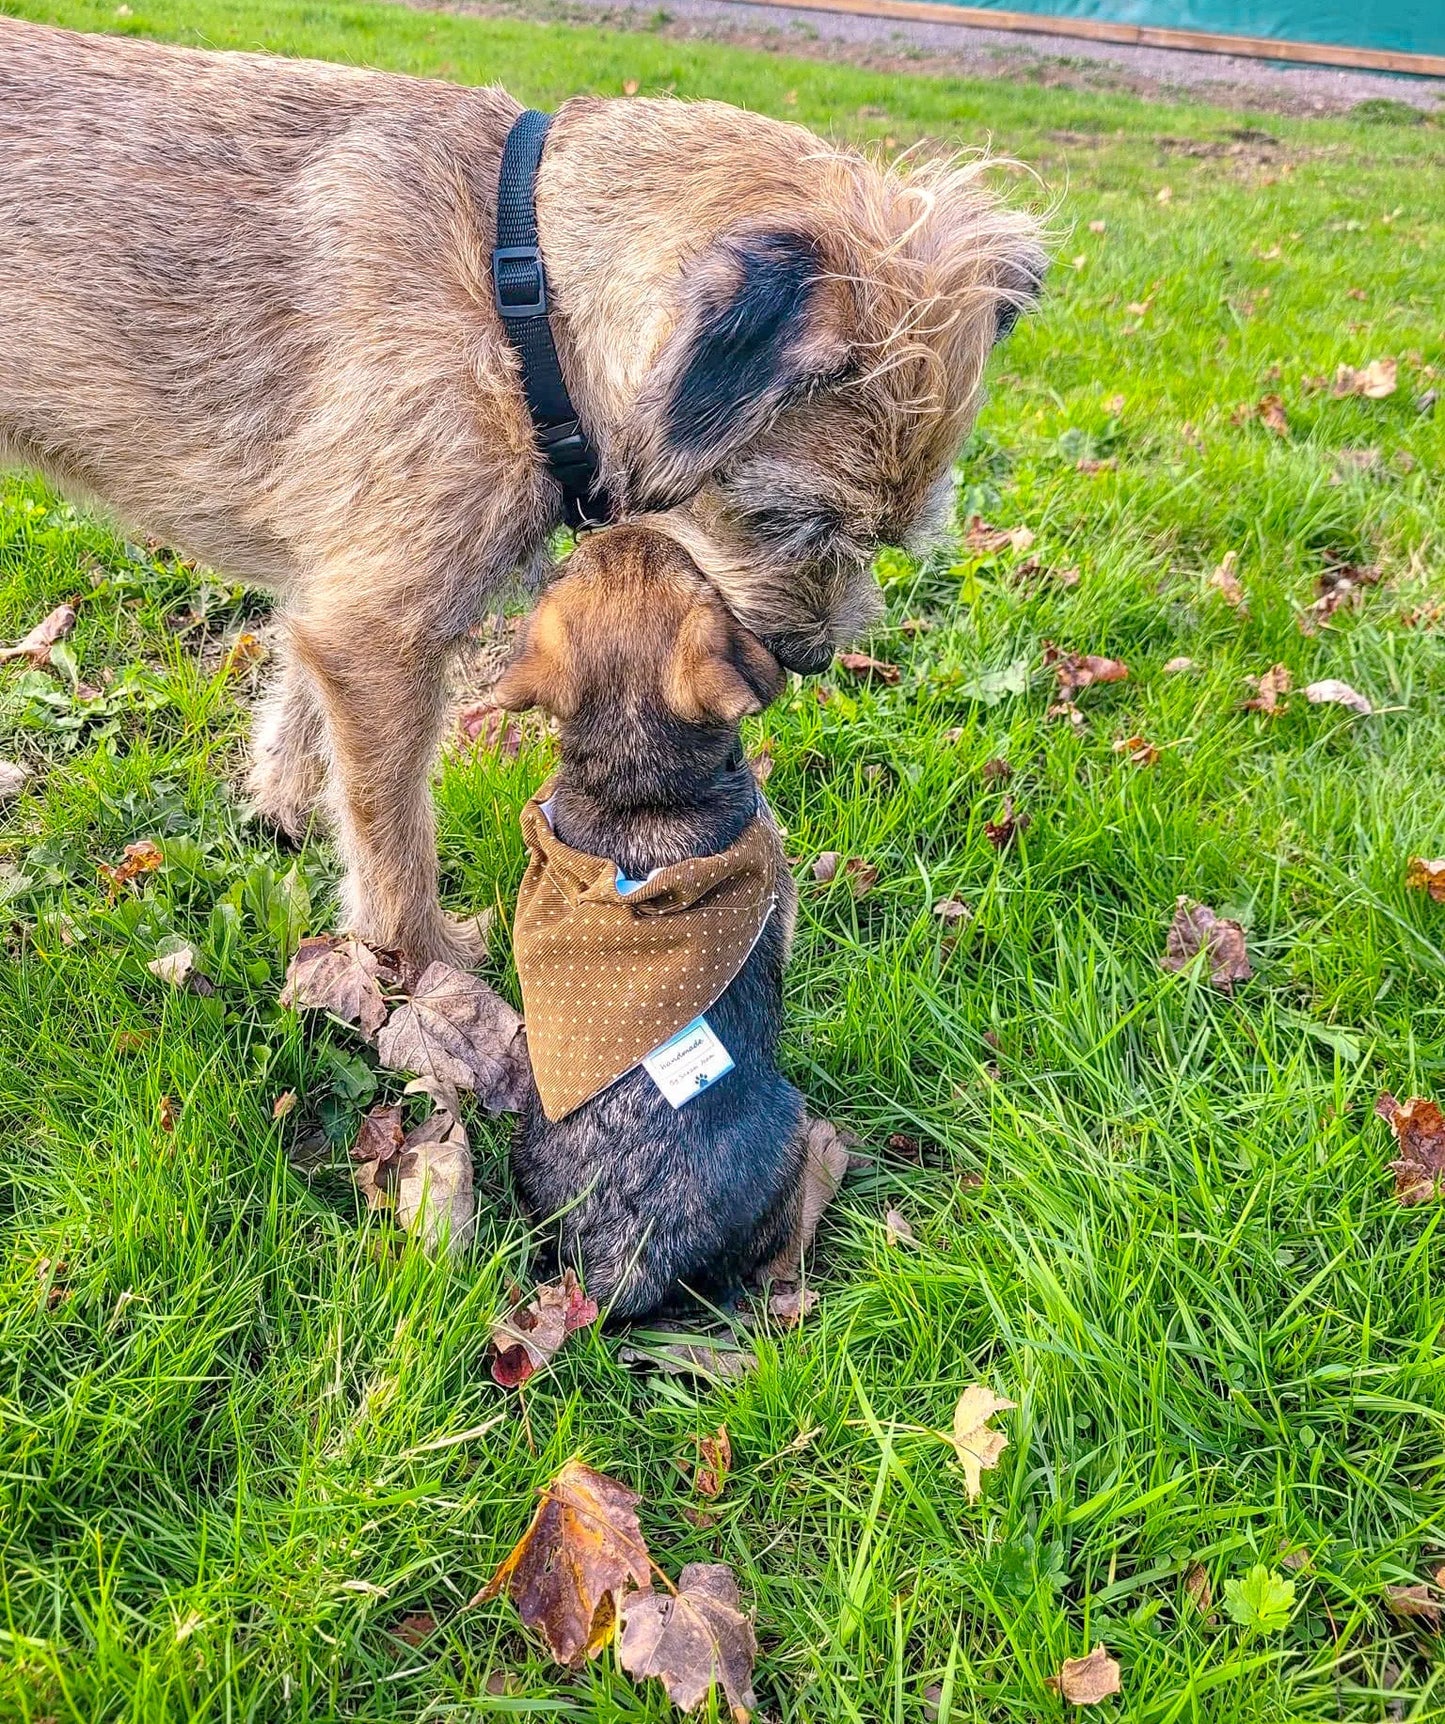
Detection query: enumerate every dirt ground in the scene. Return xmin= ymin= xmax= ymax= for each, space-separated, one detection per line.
xmin=414 ymin=0 xmax=1444 ymax=117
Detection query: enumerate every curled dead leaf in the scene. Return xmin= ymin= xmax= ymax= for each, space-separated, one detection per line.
xmin=1048 ymin=1645 xmax=1123 ymax=1705
xmin=350 ymin=1103 xmax=406 ymax=1212
xmin=836 ymin=650 xmax=900 ymax=685
xmin=1258 ymin=393 xmax=1290 ymax=437
xmin=0 ymin=603 xmax=77 ymax=666
xmin=377 ymin=963 xmax=528 ymax=1112
xmin=1242 ymin=664 xmax=1291 ymax=715
xmin=933 ymin=897 xmax=972 ymax=926
xmin=885 ymin=1208 xmax=917 ymax=1247
xmin=1334 ymin=357 xmax=1397 ymax=399
xmin=1044 ymin=642 xmax=1130 ymax=697
xmin=393 ymin=1611 xmax=438 ymax=1647
xmin=1112 ymin=735 xmax=1160 ymax=767
xmin=766 ymin=1116 xmax=851 ymax=1277
xmin=1208 ymin=551 xmax=1247 ymax=609
xmin=619 ymin=1562 xmax=757 ymax=1719
xmin=844 ymin=857 xmax=880 ymax=899
xmin=948 ymin=1384 xmax=1016 ymax=1502
xmin=1376 ymin=1093 xmax=1445 ymax=1206
xmin=146 ymin=942 xmax=216 ymax=996
xmin=985 ymin=797 xmax=1030 ymax=849
xmin=1300 ymin=557 xmax=1380 ymax=632
xmin=474 ymin=1459 xmax=651 ymax=1665
xmin=1406 ymin=858 xmax=1445 ymax=903
xmin=1161 ymin=898 xmax=1251 ymax=992
xmin=490 ymin=1269 xmax=599 ymax=1387
xmin=766 ymin=1283 xmax=818 ymax=1329
xmin=1304 ymin=679 xmax=1372 ymax=716
xmin=1184 ymin=1562 xmax=1215 ymax=1622
xmin=98 ymin=839 xmax=164 ymax=895
xmin=693 ymin=1427 xmax=732 ymax=1500
xmin=1384 ymin=1583 xmax=1442 ymax=1629
xmin=281 ymin=935 xmax=390 ymax=1039
xmin=0 ymin=761 xmax=29 ymax=801
xmin=811 ymin=851 xmax=840 ymax=884
xmin=1162 ymin=656 xmax=1196 ymax=674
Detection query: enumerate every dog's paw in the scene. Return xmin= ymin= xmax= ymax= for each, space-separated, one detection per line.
xmin=386 ymin=910 xmax=494 ymax=980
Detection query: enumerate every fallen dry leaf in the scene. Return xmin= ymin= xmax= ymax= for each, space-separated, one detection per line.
xmin=1157 ymin=183 xmax=1173 ymax=203
xmin=456 ymin=703 xmax=522 ymax=755
xmin=1112 ymin=735 xmax=1160 ymax=767
xmin=1242 ymin=664 xmax=1291 ymax=715
xmin=766 ymin=1283 xmax=818 ymax=1328
xmin=350 ymin=1103 xmax=406 ymax=1212
xmin=1406 ymin=858 xmax=1445 ymax=903
xmin=766 ymin=1116 xmax=851 ymax=1277
xmin=622 ymin=77 xmax=639 ymax=94
xmin=145 ymin=942 xmax=216 ymax=995
xmin=1089 ymin=218 xmax=1106 ymax=233
xmin=933 ymin=897 xmax=972 ymax=926
xmin=0 ymin=603 xmax=77 ymax=666
xmin=1209 ymin=551 xmax=1247 ymax=609
xmin=1161 ymin=899 xmax=1251 ymax=992
xmin=1376 ymin=1093 xmax=1445 ymax=1206
xmin=490 ymin=1270 xmax=599 ymax=1387
xmin=393 ymin=1611 xmax=438 ymax=1647
xmin=949 ymin=1385 xmax=1016 ymax=1502
xmin=1048 ymin=1645 xmax=1123 ymax=1706
xmin=748 ymin=745 xmax=773 ymax=787
xmin=1304 ymin=679 xmax=1372 ymax=716
xmin=272 ymin=1089 xmax=298 ymax=1121
xmin=377 ymin=963 xmax=528 ymax=1112
xmin=982 ymin=756 xmax=1013 ymax=782
xmin=0 ymin=761 xmax=28 ymax=801
xmin=222 ymin=631 xmax=266 ymax=676
xmin=1162 ymin=657 xmax=1196 ymax=674
xmin=811 ymin=851 xmax=840 ymax=884
xmin=98 ymin=839 xmax=164 ymax=894
xmin=619 ymin=1563 xmax=757 ymax=1719
xmin=845 ymin=857 xmax=879 ymax=899
xmin=1334 ymin=357 xmax=1397 ymax=399
xmin=885 ymin=1208 xmax=917 ymax=1247
xmin=281 ymin=935 xmax=390 ymax=1039
xmin=985 ymin=797 xmax=1031 ymax=849
xmin=1301 ymin=557 xmax=1381 ymax=632
xmin=836 ymin=651 xmax=900 ymax=686
xmin=693 ymin=1427 xmax=731 ymax=1500
xmin=1384 ymin=1583 xmax=1442 ymax=1629
xmin=1184 ymin=1563 xmax=1215 ymax=1622
xmin=1045 ymin=643 xmax=1130 ymax=697
xmin=394 ymin=1103 xmax=475 ymax=1252
xmin=474 ymin=1459 xmax=652 ymax=1666
xmin=1258 ymin=393 xmax=1290 ymax=437
xmin=619 ymin=1335 xmax=757 ymax=1380
xmin=158 ymin=1094 xmax=176 ymax=1133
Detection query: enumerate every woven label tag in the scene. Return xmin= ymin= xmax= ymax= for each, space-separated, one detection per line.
xmin=640 ymin=1015 xmax=735 ymax=1108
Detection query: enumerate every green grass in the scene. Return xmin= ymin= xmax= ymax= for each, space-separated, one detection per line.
xmin=2 ymin=1 xmax=1445 ymax=1719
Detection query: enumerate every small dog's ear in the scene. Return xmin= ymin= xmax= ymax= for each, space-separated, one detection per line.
xmin=619 ymin=229 xmax=851 ymax=513
xmin=491 ymin=599 xmax=578 ymax=718
xmin=668 ymin=602 xmax=785 ymax=726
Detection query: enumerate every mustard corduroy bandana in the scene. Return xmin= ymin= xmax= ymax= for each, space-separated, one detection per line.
xmin=513 ymin=788 xmax=781 ymax=1121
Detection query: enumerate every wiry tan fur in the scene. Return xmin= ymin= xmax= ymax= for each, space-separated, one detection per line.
xmin=0 ymin=19 xmax=1045 ymax=965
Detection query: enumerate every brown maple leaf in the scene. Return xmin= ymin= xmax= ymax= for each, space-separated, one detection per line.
xmin=845 ymin=857 xmax=880 ymax=899
xmin=1258 ymin=393 xmax=1290 ymax=436
xmin=693 ymin=1426 xmax=732 ymax=1500
xmin=394 ymin=1099 xmax=475 ymax=1252
xmin=948 ymin=1384 xmax=1015 ymax=1501
xmin=933 ymin=897 xmax=972 ymax=926
xmin=1242 ymin=664 xmax=1291 ymax=715
xmin=619 ymin=1563 xmax=757 ymax=1719
xmin=1044 ymin=643 xmax=1130 ymax=698
xmin=1161 ymin=899 xmax=1251 ymax=992
xmin=474 ymin=1460 xmax=652 ymax=1666
xmin=281 ymin=935 xmax=391 ymax=1039
xmin=1208 ymin=551 xmax=1247 ymax=609
xmin=811 ymin=851 xmax=841 ymax=883
xmin=1047 ymin=1644 xmax=1123 ymax=1705
xmin=490 ymin=1269 xmax=600 ymax=1387
xmin=766 ymin=1283 xmax=819 ymax=1328
xmin=1406 ymin=859 xmax=1445 ymax=904
xmin=376 ymin=962 xmax=528 ymax=1112
xmin=985 ymin=797 xmax=1031 ymax=849
xmin=0 ymin=603 xmax=77 ymax=666
xmin=350 ymin=1104 xmax=406 ymax=1212
xmin=1334 ymin=358 xmax=1397 ymax=399
xmin=98 ymin=839 xmax=164 ymax=895
xmin=1376 ymin=1093 xmax=1445 ymax=1206
xmin=836 ymin=651 xmax=900 ymax=685
xmin=1112 ymin=735 xmax=1160 ymax=767
xmin=1300 ymin=557 xmax=1380 ymax=632
xmin=765 ymin=1116 xmax=851 ymax=1278
xmin=392 ymin=1611 xmax=438 ymax=1647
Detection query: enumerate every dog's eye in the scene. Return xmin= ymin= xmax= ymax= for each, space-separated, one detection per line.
xmin=732 ymin=496 xmax=848 ymax=561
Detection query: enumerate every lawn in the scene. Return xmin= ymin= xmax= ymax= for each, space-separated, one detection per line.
xmin=2 ymin=1 xmax=1444 ymax=1719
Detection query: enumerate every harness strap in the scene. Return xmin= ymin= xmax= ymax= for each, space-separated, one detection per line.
xmin=493 ymin=110 xmax=613 ymax=529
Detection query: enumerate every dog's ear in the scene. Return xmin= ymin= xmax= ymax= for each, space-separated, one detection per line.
xmin=668 ymin=599 xmax=786 ymax=726
xmin=491 ymin=598 xmax=579 ymax=718
xmin=619 ymin=229 xmax=852 ymax=513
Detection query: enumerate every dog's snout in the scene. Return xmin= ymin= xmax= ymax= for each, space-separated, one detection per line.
xmin=764 ymin=631 xmax=835 ymax=676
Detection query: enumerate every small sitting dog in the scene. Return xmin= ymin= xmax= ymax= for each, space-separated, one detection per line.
xmin=492 ymin=524 xmax=804 ymax=1318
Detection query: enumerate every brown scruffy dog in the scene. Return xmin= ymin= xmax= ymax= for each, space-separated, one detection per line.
xmin=493 ymin=524 xmax=803 ymax=1318
xmin=0 ymin=19 xmax=1046 ymax=969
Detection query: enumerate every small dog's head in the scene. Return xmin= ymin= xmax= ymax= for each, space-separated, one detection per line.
xmin=563 ymin=113 xmax=1048 ymax=671
xmin=492 ymin=524 xmax=784 ymax=808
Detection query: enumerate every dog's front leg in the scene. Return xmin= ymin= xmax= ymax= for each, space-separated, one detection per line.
xmin=290 ymin=608 xmax=482 ymax=974
xmin=248 ymin=630 xmax=330 ymax=841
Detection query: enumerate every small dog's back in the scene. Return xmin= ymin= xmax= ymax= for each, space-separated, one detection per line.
xmin=493 ymin=525 xmax=804 ymax=1318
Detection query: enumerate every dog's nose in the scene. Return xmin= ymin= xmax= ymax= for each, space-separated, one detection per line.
xmin=764 ymin=632 xmax=834 ymax=676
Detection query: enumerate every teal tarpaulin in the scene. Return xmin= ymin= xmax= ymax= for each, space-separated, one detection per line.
xmin=949 ymin=0 xmax=1443 ymax=58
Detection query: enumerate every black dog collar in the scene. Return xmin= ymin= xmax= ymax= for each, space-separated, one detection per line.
xmin=493 ymin=110 xmax=614 ymax=530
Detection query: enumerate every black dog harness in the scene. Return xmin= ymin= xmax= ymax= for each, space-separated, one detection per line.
xmin=493 ymin=110 xmax=614 ymax=530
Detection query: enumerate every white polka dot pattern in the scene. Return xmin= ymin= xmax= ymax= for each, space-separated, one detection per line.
xmin=513 ymin=788 xmax=781 ymax=1122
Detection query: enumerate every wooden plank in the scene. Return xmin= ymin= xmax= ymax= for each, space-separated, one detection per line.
xmin=724 ymin=0 xmax=1445 ymax=80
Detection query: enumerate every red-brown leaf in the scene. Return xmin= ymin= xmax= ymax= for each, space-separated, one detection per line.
xmin=490 ymin=1269 xmax=600 ymax=1387
xmin=836 ymin=651 xmax=900 ymax=685
xmin=1377 ymin=1093 xmax=1445 ymax=1206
